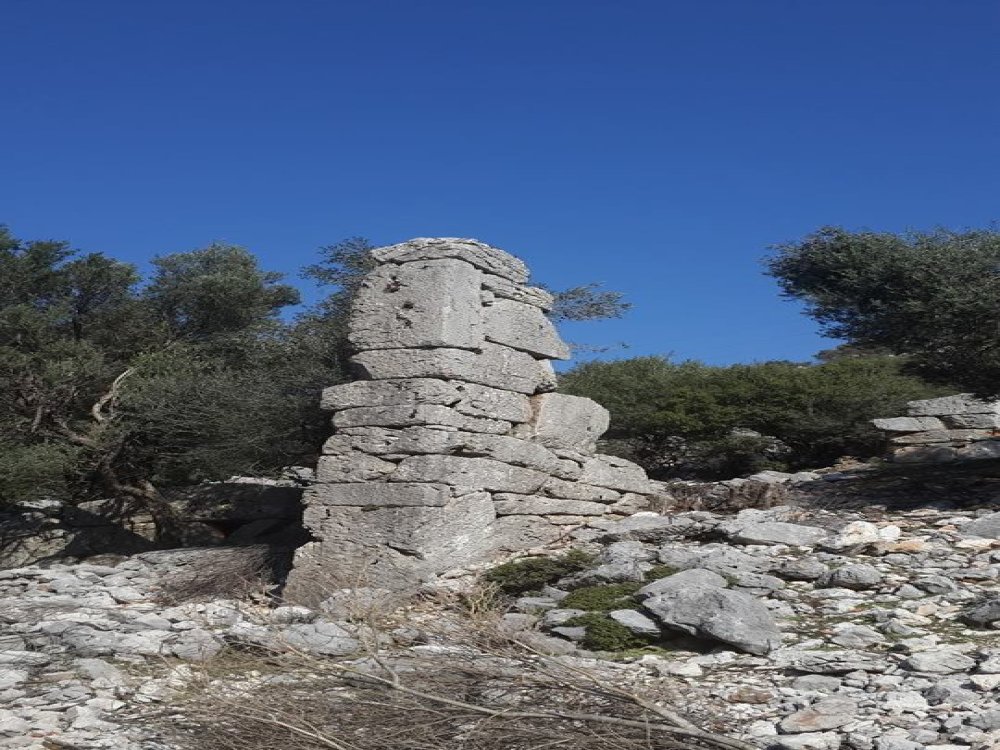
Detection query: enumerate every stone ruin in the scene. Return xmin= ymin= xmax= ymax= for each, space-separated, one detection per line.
xmin=284 ymin=238 xmax=662 ymax=603
xmin=873 ymin=393 xmax=1000 ymax=463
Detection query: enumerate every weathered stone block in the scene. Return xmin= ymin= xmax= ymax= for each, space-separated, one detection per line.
xmin=391 ymin=454 xmax=548 ymax=494
xmin=322 ymin=378 xmax=531 ymax=423
xmin=305 ymin=482 xmax=452 ymax=507
xmin=891 ymin=445 xmax=959 ymax=463
xmin=890 ymin=428 xmax=993 ymax=446
xmin=484 ymin=299 xmax=570 ymax=360
xmin=372 ymin=237 xmax=529 ymax=283
xmin=352 ymin=343 xmax=551 ymax=395
xmin=541 ymin=477 xmax=621 ymax=502
xmin=482 ymin=274 xmax=553 ymax=309
xmin=578 ymin=455 xmax=652 ymax=493
xmin=515 ymin=393 xmax=609 ymax=452
xmin=493 ymin=495 xmax=608 ymax=515
xmin=907 ymin=394 xmax=1000 ymax=416
xmin=348 ymin=259 xmax=485 ymax=351
xmin=942 ymin=413 xmax=1000 ymax=429
xmin=332 ymin=404 xmax=510 ymax=434
xmin=871 ymin=416 xmax=945 ymax=432
xmin=285 ymin=492 xmax=496 ymax=603
xmin=315 ymin=453 xmax=397 ymax=483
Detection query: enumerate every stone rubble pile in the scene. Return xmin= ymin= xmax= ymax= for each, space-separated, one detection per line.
xmin=874 ymin=394 xmax=1000 ymax=464
xmin=1 ymin=506 xmax=999 ymax=749
xmin=285 ymin=238 xmax=663 ymax=602
xmin=500 ymin=505 xmax=1000 ymax=750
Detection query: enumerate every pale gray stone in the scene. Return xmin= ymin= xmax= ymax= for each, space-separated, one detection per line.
xmin=608 ymin=609 xmax=661 ymax=636
xmin=490 ymin=515 xmax=564 ymax=551
xmin=942 ymin=412 xmax=1000 ymax=429
xmin=541 ymin=477 xmax=621 ymax=502
xmin=725 ymin=521 xmax=829 ymax=547
xmin=891 ymin=428 xmax=993 ymax=445
xmin=332 ymin=404 xmax=510 ymax=434
xmin=777 ymin=559 xmax=830 ymax=581
xmin=286 ymin=493 xmax=496 ymax=603
xmin=352 ymin=343 xmax=551 ymax=394
xmin=493 ymin=495 xmax=608 ymax=515
xmin=903 ymin=650 xmax=976 ymax=673
xmin=391 ymin=455 xmax=548 ymax=494
xmin=780 ymin=697 xmax=857 ymax=732
xmin=771 ymin=650 xmax=889 ymax=674
xmin=960 ymin=597 xmax=1000 ymax=627
xmin=305 ymin=482 xmax=453 ymax=507
xmin=907 ymin=394 xmax=1000 ymax=416
xmin=960 ymin=512 xmax=1000 ymax=539
xmin=348 ymin=258 xmax=485 ymax=351
xmin=483 ymin=298 xmax=570 ymax=360
xmin=638 ymin=568 xmax=728 ymax=598
xmin=514 ymin=393 xmax=609 ymax=452
xmin=578 ymin=455 xmax=651 ymax=493
xmin=817 ymin=564 xmax=883 ymax=591
xmin=872 ymin=416 xmax=946 ymax=432
xmin=322 ymin=378 xmax=531 ymax=423
xmin=481 ymin=274 xmax=553 ymax=309
xmin=372 ymin=237 xmax=530 ymax=283
xmin=644 ymin=584 xmax=782 ymax=655
xmin=315 ymin=452 xmax=398 ymax=482
xmin=280 ymin=622 xmax=359 ymax=655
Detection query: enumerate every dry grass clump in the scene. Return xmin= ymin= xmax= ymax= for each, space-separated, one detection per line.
xmin=153 ymin=545 xmax=278 ymax=604
xmin=152 ymin=601 xmax=757 ymax=750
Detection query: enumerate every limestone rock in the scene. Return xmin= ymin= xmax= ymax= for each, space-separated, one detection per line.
xmin=907 ymin=393 xmax=1000 ymax=416
xmin=514 ymin=393 xmax=609 ymax=452
xmin=493 ymin=495 xmax=609 ymax=515
xmin=349 ymin=259 xmax=485 ymax=351
xmin=332 ymin=404 xmax=511 ymax=434
xmin=322 ymin=378 xmax=531 ymax=424
xmin=352 ymin=343 xmax=551 ymax=395
xmin=305 ymin=482 xmax=453 ymax=507
xmin=578 ymin=455 xmax=652 ymax=493
xmin=484 ymin=298 xmax=570 ymax=360
xmin=481 ymin=274 xmax=553 ymax=309
xmin=372 ymin=237 xmax=530 ymax=283
xmin=644 ymin=584 xmax=782 ymax=655
xmin=391 ymin=455 xmax=548 ymax=494
xmin=724 ymin=521 xmax=829 ymax=547
xmin=872 ymin=416 xmax=946 ymax=432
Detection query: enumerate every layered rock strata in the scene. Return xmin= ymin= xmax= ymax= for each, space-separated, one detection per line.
xmin=873 ymin=394 xmax=1000 ymax=463
xmin=285 ymin=238 xmax=661 ymax=602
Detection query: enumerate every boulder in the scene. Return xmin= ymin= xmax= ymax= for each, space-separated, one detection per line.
xmin=724 ymin=521 xmax=829 ymax=547
xmin=643 ymin=584 xmax=782 ymax=655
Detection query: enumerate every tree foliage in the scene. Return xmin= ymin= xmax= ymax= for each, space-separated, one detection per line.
xmin=765 ymin=226 xmax=1000 ymax=396
xmin=561 ymin=355 xmax=945 ymax=478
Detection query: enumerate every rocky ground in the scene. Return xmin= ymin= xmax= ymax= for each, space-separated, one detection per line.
xmin=1 ymin=503 xmax=999 ymax=750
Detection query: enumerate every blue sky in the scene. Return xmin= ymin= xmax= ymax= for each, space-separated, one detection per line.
xmin=3 ymin=0 xmax=999 ymax=365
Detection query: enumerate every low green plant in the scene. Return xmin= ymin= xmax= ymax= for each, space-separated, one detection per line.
xmin=564 ymin=612 xmax=655 ymax=651
xmin=483 ymin=549 xmax=595 ymax=595
xmin=642 ymin=565 xmax=678 ymax=582
xmin=560 ymin=582 xmax=642 ymax=611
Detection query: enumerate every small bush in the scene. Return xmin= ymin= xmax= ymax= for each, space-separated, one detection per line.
xmin=560 ymin=583 xmax=642 ymax=611
xmin=565 ymin=612 xmax=655 ymax=651
xmin=484 ymin=549 xmax=595 ymax=595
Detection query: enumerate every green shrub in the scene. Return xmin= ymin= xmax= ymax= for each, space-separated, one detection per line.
xmin=559 ymin=582 xmax=642 ymax=611
xmin=564 ymin=612 xmax=655 ymax=651
xmin=483 ymin=549 xmax=595 ymax=595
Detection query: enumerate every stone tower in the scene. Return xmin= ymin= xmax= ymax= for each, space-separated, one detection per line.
xmin=284 ymin=238 xmax=661 ymax=603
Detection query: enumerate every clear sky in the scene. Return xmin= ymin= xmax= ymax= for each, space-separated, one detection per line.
xmin=3 ymin=1 xmax=999 ymax=365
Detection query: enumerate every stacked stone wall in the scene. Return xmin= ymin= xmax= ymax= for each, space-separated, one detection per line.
xmin=873 ymin=394 xmax=1000 ymax=463
xmin=284 ymin=238 xmax=661 ymax=602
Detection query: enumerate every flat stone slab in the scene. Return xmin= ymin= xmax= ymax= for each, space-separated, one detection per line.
xmin=332 ymin=404 xmax=511 ymax=434
xmin=578 ymin=455 xmax=651 ymax=493
xmin=349 ymin=259 xmax=485 ymax=351
xmin=907 ymin=394 xmax=1000 ymax=416
xmin=493 ymin=495 xmax=608 ymax=515
xmin=391 ymin=455 xmax=548 ymax=494
xmin=352 ymin=343 xmax=552 ymax=394
xmin=872 ymin=416 xmax=945 ymax=432
xmin=304 ymin=482 xmax=452 ymax=507
xmin=372 ymin=237 xmax=529 ymax=283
